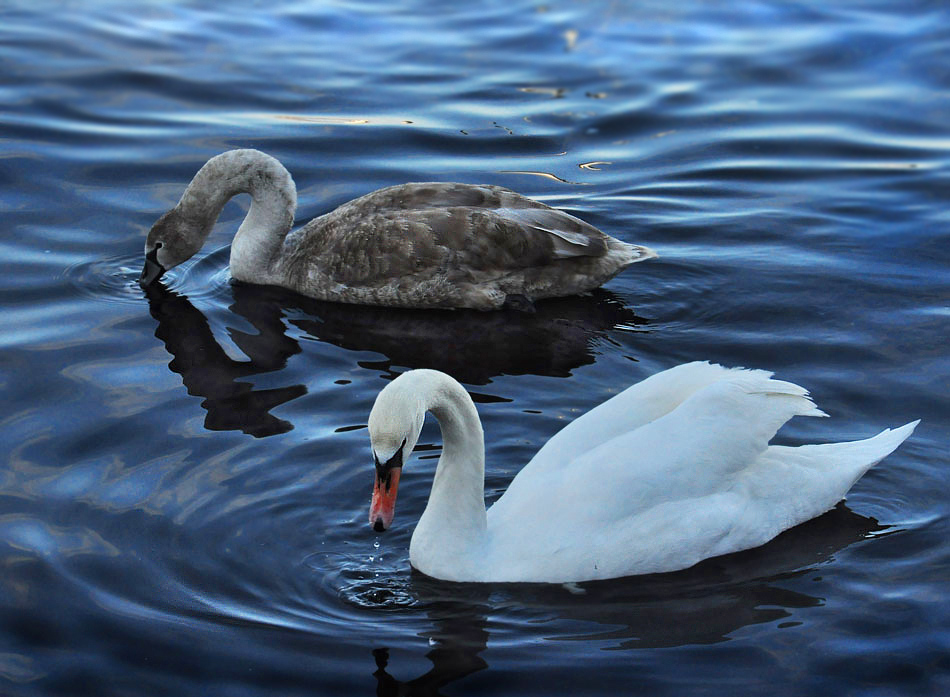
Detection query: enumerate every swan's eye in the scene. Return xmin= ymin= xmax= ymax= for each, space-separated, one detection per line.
xmin=375 ymin=439 xmax=407 ymax=474
xmin=145 ymin=242 xmax=163 ymax=264
xmin=373 ymin=439 xmax=406 ymax=469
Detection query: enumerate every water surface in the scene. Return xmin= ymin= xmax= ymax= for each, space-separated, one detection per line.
xmin=1 ymin=1 xmax=948 ymax=695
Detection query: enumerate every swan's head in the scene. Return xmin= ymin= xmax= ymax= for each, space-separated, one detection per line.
xmin=140 ymin=208 xmax=207 ymax=285
xmin=367 ymin=377 xmax=426 ymax=532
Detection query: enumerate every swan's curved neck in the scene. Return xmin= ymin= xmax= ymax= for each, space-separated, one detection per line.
xmin=176 ymin=149 xmax=297 ymax=281
xmin=408 ymin=372 xmax=488 ymax=576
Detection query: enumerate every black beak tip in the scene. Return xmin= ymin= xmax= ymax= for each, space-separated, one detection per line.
xmin=139 ymin=258 xmax=165 ymax=286
xmin=373 ymin=519 xmax=386 ymax=533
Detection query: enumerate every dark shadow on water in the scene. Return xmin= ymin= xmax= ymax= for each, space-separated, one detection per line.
xmin=268 ymin=284 xmax=648 ymax=386
xmin=144 ymin=280 xmax=648 ymax=437
xmin=372 ymin=602 xmax=490 ymax=697
xmin=370 ymin=504 xmax=885 ymax=694
xmin=144 ymin=282 xmax=306 ymax=437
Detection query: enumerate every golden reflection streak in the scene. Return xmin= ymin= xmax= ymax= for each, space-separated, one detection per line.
xmin=518 ymin=86 xmax=567 ymax=98
xmin=497 ymin=171 xmax=589 ymax=185
xmin=579 ymin=161 xmax=611 ymax=170
xmin=269 ymin=115 xmax=371 ymax=125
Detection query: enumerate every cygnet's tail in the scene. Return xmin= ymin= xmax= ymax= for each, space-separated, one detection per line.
xmin=609 ymin=238 xmax=657 ymax=267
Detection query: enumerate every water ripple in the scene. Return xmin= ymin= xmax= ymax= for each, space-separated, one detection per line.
xmin=1 ymin=0 xmax=948 ymax=695
xmin=64 ymin=254 xmax=148 ymax=305
xmin=311 ymin=550 xmax=420 ymax=611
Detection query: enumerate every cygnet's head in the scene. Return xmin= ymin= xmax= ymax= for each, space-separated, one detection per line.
xmin=140 ymin=208 xmax=208 ymax=286
xmin=367 ymin=376 xmax=426 ymax=532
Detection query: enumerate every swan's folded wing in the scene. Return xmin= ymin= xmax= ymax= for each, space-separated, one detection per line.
xmin=341 ymin=181 xmax=552 ymax=213
xmin=526 ymin=362 xmax=746 ymax=473
xmin=421 ymin=206 xmax=611 ymax=270
xmin=531 ymin=370 xmax=828 ymax=513
xmin=373 ymin=182 xmax=611 ymax=260
xmin=304 ymin=210 xmax=613 ymax=285
xmin=485 ymin=207 xmax=609 ymax=259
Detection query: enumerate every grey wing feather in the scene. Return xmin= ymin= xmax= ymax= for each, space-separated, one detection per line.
xmin=290 ymin=182 xmax=612 ymax=284
xmin=373 ymin=184 xmax=609 ymax=259
xmin=373 ymin=182 xmax=611 ymax=261
xmin=350 ymin=182 xmax=547 ymax=211
xmin=491 ymin=207 xmax=608 ymax=258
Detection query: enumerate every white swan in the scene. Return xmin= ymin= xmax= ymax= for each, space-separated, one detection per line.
xmin=367 ymin=363 xmax=918 ymax=583
xmin=140 ymin=149 xmax=655 ymax=310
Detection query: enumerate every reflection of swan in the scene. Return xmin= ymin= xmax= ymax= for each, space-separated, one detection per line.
xmin=285 ymin=287 xmax=647 ymax=384
xmin=144 ymin=280 xmax=645 ymax=437
xmin=507 ymin=503 xmax=886 ymax=649
xmin=370 ymin=504 xmax=884 ymax=692
xmin=143 ymin=282 xmax=305 ymax=437
xmin=367 ymin=362 xmax=917 ymax=582
xmin=139 ymin=149 xmax=655 ymax=309
xmin=372 ymin=601 xmax=489 ymax=697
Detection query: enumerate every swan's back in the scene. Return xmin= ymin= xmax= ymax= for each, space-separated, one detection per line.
xmin=492 ymin=365 xmax=821 ymax=527
xmin=485 ymin=364 xmax=918 ymax=581
xmin=280 ymin=182 xmax=654 ymax=309
xmin=526 ymin=361 xmax=746 ymax=470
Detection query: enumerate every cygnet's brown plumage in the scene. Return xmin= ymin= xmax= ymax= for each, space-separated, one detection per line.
xmin=141 ymin=149 xmax=655 ymax=310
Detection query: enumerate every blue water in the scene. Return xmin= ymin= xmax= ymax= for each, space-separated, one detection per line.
xmin=1 ymin=0 xmax=948 ymax=694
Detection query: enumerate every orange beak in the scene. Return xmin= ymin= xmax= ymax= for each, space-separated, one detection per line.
xmin=370 ymin=465 xmax=401 ymax=532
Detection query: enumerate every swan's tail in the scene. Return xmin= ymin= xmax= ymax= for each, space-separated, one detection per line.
xmin=608 ymin=238 xmax=657 ymax=267
xmin=858 ymin=420 xmax=920 ymax=463
xmin=818 ymin=419 xmax=920 ymax=480
xmin=745 ymin=420 xmax=919 ymax=538
xmin=765 ymin=420 xmax=920 ymax=502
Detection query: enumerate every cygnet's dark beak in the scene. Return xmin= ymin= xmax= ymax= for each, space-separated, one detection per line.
xmin=139 ymin=247 xmax=165 ymax=286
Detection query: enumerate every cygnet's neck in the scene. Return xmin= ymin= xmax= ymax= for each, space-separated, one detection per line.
xmin=176 ymin=149 xmax=297 ymax=282
xmin=405 ymin=371 xmax=489 ymax=579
